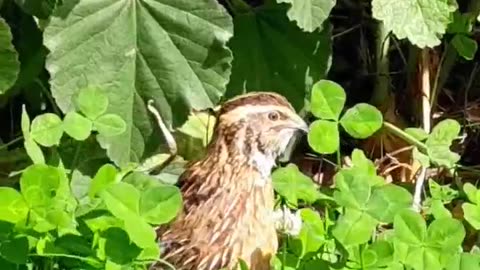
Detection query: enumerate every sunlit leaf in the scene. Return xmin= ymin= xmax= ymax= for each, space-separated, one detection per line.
xmin=367 ymin=184 xmax=413 ymax=223
xmin=276 ymin=0 xmax=335 ymax=32
xmin=94 ymin=114 xmax=127 ymax=137
xmin=139 ymin=184 xmax=182 ymax=225
xmin=372 ymin=0 xmax=456 ymax=47
xmin=75 ymin=86 xmax=109 ymax=120
xmin=0 ymin=188 xmax=29 ymax=223
xmin=296 ymin=208 xmax=325 ymax=255
xmin=340 ymin=103 xmax=383 ymax=139
xmin=30 ymin=113 xmax=64 ymax=147
xmin=89 ymin=164 xmax=118 ymax=198
xmin=63 ymin=112 xmax=92 ymax=141
xmin=427 ymin=217 xmax=465 ymax=251
xmin=100 ymin=182 xmax=140 ymax=218
xmin=332 ymin=208 xmax=377 ymax=246
xmin=310 ymin=79 xmax=345 ymax=120
xmin=272 ymin=164 xmax=326 ymax=205
xmin=462 ymin=203 xmax=480 ymax=230
xmin=307 ymin=120 xmax=339 ymax=154
xmin=394 ymin=209 xmax=426 ymax=245
xmin=44 ymin=0 xmax=234 ymax=166
xmin=404 ymin=127 xmax=429 ymax=141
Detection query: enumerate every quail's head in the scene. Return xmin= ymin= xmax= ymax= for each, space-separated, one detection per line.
xmin=210 ymin=92 xmax=309 ymax=168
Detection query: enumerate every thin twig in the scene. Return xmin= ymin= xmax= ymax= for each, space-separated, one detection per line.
xmin=332 ymin=24 xmax=362 ymax=39
xmin=146 ymin=100 xmax=177 ymax=174
xmin=375 ymin=145 xmax=414 ymax=166
xmin=0 ymin=136 xmax=23 ymax=152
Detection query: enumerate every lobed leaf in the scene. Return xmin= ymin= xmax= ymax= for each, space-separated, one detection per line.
xmin=426 ymin=119 xmax=461 ymax=148
xmin=44 ymin=0 xmax=234 ymax=167
xmin=372 ymin=0 xmax=456 ymax=47
xmin=276 ymin=0 xmax=335 ymax=32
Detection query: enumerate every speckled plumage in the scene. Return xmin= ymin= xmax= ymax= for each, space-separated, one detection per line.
xmin=154 ymin=92 xmax=308 ymax=270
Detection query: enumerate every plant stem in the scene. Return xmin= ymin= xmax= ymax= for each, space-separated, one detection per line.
xmin=412 ymin=49 xmax=433 ymax=213
xmin=371 ymin=21 xmax=391 ymax=108
xmin=382 ymin=122 xmax=427 ymax=152
xmin=0 ymin=136 xmax=23 ymax=151
xmin=336 ymin=147 xmax=341 ymax=167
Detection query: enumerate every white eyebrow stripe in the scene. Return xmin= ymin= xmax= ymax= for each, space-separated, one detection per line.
xmin=220 ymin=105 xmax=293 ymax=122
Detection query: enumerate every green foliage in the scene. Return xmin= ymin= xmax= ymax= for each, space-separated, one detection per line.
xmin=447 ymin=11 xmax=478 ymax=60
xmin=226 ymin=3 xmax=332 ymax=110
xmin=276 ymin=0 xmax=335 ymax=32
xmin=308 ymin=80 xmax=383 ymax=154
xmin=372 ymin=0 xmax=457 ymax=47
xmin=462 ymin=183 xmax=480 ymax=230
xmin=270 ymin=79 xmax=472 ymax=270
xmin=0 ymin=17 xmax=19 ymax=94
xmin=1 ymin=0 xmax=479 ymax=269
xmin=407 ymin=119 xmax=461 ymax=169
xmin=44 ymin=0 xmax=234 ymax=167
xmin=0 ymin=87 xmax=180 ymax=268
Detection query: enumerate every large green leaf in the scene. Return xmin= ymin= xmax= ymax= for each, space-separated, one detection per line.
xmin=276 ymin=0 xmax=336 ymax=32
xmin=44 ymin=0 xmax=234 ymax=166
xmin=0 ymin=18 xmax=20 ymax=94
xmin=226 ymin=4 xmax=332 ymax=110
xmin=372 ymin=0 xmax=456 ymax=48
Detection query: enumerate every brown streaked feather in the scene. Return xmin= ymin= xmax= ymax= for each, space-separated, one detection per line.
xmin=152 ymin=92 xmax=302 ymax=270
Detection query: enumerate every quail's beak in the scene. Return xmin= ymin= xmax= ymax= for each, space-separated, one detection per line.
xmin=289 ymin=114 xmax=309 ymax=133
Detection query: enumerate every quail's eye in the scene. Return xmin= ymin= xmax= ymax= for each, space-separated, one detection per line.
xmin=268 ymin=111 xmax=279 ymax=121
